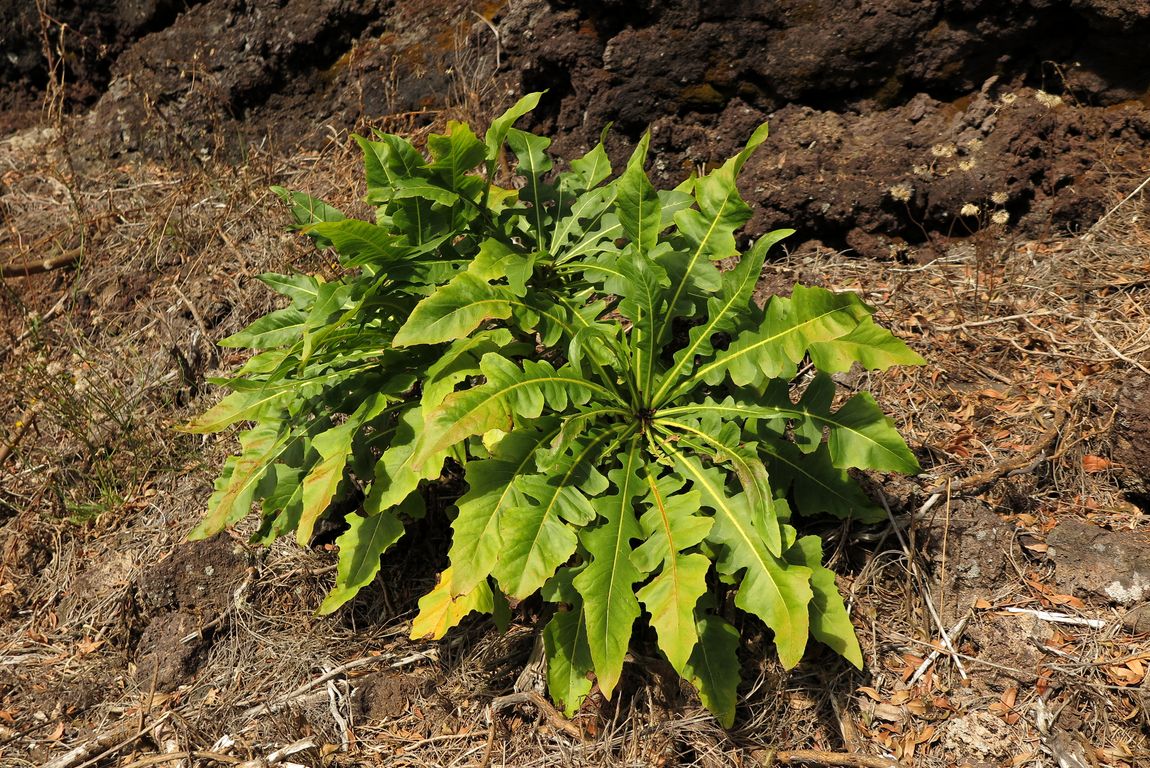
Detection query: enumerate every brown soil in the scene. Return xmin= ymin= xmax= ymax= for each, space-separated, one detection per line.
xmin=2 ymin=1 xmax=1150 ymax=766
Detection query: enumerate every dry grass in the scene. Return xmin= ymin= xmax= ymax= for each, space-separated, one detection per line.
xmin=2 ymin=96 xmax=1149 ymax=768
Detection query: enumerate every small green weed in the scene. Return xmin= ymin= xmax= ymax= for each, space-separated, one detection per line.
xmin=184 ymin=94 xmax=923 ymax=724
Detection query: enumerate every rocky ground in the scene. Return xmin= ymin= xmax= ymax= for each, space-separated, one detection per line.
xmin=2 ymin=1 xmax=1150 ymax=766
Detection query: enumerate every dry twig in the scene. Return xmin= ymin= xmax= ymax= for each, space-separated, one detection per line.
xmin=1 ymin=247 xmax=80 ymax=278
xmin=924 ymin=408 xmax=1069 ymax=496
xmin=0 ymin=401 xmax=43 ymax=469
xmin=42 ymin=713 xmax=172 ymax=768
xmin=755 ymin=747 xmax=904 ymax=768
xmin=489 ymin=691 xmax=584 ymax=740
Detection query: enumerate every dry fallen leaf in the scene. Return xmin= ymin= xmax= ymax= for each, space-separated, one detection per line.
xmin=1082 ymin=454 xmax=1112 ymax=473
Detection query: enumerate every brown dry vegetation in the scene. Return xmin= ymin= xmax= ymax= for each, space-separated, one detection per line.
xmin=3 ymin=53 xmax=1150 ymax=768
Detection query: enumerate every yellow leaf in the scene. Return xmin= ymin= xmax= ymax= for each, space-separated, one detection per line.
xmin=410 ymin=567 xmax=494 ymax=640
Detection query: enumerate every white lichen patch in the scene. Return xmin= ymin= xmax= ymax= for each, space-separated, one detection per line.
xmin=1105 ymin=571 xmax=1150 ymax=604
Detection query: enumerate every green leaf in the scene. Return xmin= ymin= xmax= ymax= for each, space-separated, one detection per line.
xmin=252 ymin=462 xmax=307 ymax=545
xmin=808 ymin=317 xmax=925 ymax=372
xmin=653 ymin=229 xmax=790 ymax=406
xmin=304 ymin=219 xmax=401 ymax=267
xmin=617 ymin=249 xmax=670 ymax=397
xmin=616 ymin=132 xmax=661 ymax=256
xmin=257 ymin=272 xmax=320 ymax=308
xmin=658 ymin=124 xmax=770 ymax=342
xmin=393 ymin=272 xmax=516 ymax=347
xmin=551 ymin=186 xmax=618 ymax=261
xmin=654 ymin=417 xmax=779 ymax=555
xmin=318 ymin=506 xmax=407 ymax=614
xmin=491 ymin=500 xmax=578 ymax=601
xmin=428 ymin=121 xmax=487 ymax=188
xmin=190 ymin=420 xmax=285 ymax=538
xmin=448 ymin=425 xmax=559 ymax=596
xmin=506 ymin=128 xmax=554 ymax=241
xmin=421 ymin=329 xmax=519 ymax=411
xmin=785 ymin=529 xmax=863 ymax=668
xmin=562 ymin=134 xmax=612 ymax=193
xmin=363 ymin=406 xmax=444 ymax=516
xmin=684 ymin=613 xmax=741 ymax=728
xmin=543 ymin=604 xmax=594 ymax=717
xmin=469 ymin=238 xmax=535 ymax=295
xmin=179 ymin=387 xmax=292 ymax=433
xmin=662 ymin=384 xmax=919 ymax=477
xmin=572 ymin=440 xmax=645 ymax=698
xmin=389 ymin=177 xmax=461 ymax=207
xmin=759 ymin=439 xmax=884 ymax=522
xmin=272 ymin=187 xmax=345 ymax=246
xmin=667 ymin=445 xmax=812 ymax=669
xmin=219 ymin=307 xmax=308 ymax=349
xmin=633 ymin=472 xmax=711 ymax=675
xmin=485 ymin=92 xmax=544 ymax=165
xmin=793 ymin=371 xmax=835 ymax=453
xmin=636 ymin=553 xmax=710 ymax=675
xmin=411 ymin=567 xmax=494 ymax=640
xmin=413 ymin=355 xmax=610 ymax=469
xmin=827 ymin=392 xmax=921 ymax=473
xmin=489 ymin=425 xmax=624 ymax=602
xmin=692 ymin=285 xmax=873 ymax=390
xmin=296 ymin=394 xmax=392 ymax=544
xmin=355 ymin=133 xmax=425 ymax=199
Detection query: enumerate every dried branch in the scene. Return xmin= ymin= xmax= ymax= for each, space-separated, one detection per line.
xmin=1 ymin=248 xmax=80 ymax=278
xmin=489 ymin=691 xmax=584 ymax=740
xmin=755 ymin=747 xmax=905 ymax=768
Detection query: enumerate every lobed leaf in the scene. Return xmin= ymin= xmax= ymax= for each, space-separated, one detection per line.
xmin=684 ymin=613 xmax=741 ymax=728
xmin=448 ymin=425 xmax=558 ymax=597
xmin=412 ymin=354 xmax=610 ymax=468
xmin=190 ymin=420 xmax=287 ymax=538
xmin=392 ymin=272 xmax=516 ymax=347
xmin=543 ymin=604 xmax=594 ymax=717
xmin=318 ymin=506 xmax=407 ymax=615
xmin=573 ymin=440 xmax=646 ymax=698
xmin=692 ymin=285 xmax=873 ymax=390
xmin=784 ymin=528 xmax=863 ymax=668
xmin=616 ymin=133 xmax=661 ymax=256
xmin=668 ymin=446 xmax=813 ymax=669
xmin=296 ymin=394 xmax=393 ymax=544
xmin=410 ymin=567 xmax=494 ymax=640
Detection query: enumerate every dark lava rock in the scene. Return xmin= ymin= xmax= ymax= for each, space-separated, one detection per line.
xmin=0 ymin=0 xmax=198 ymax=128
xmin=921 ymin=499 xmax=1013 ymax=617
xmin=1111 ymin=371 xmax=1150 ymax=499
xmin=133 ymin=537 xmax=249 ymax=691
xmin=499 ymin=0 xmax=1150 ymax=255
xmin=1046 ymin=520 xmax=1150 ymax=605
xmin=7 ymin=0 xmax=1150 ymax=254
xmin=1121 ymin=603 xmax=1150 ymax=634
xmin=919 ymin=499 xmax=1049 ymax=681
